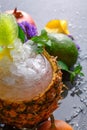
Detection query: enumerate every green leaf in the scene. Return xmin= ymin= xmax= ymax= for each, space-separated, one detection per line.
xmin=70 ymin=64 xmax=84 ymax=82
xmin=41 ymin=29 xmax=47 ymax=37
xmin=36 ymin=46 xmax=43 ymax=54
xmin=32 ymin=29 xmax=84 ymax=83
xmin=57 ymin=61 xmax=84 ymax=83
xmin=57 ymin=60 xmax=69 ymax=71
xmin=31 ymin=30 xmax=51 ymax=54
xmin=46 ymin=40 xmax=52 ymax=47
xmin=32 ymin=36 xmax=40 ymax=43
xmin=73 ymin=64 xmax=82 ymax=74
xmin=79 ymin=72 xmax=84 ymax=76
xmin=18 ymin=25 xmax=26 ymax=43
xmin=70 ymin=72 xmax=76 ymax=82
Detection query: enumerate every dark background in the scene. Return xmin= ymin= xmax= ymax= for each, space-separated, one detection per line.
xmin=0 ymin=0 xmax=87 ymax=130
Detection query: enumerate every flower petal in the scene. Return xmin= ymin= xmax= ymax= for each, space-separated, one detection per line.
xmin=18 ymin=21 xmax=38 ymax=40
xmin=45 ymin=19 xmax=70 ymax=34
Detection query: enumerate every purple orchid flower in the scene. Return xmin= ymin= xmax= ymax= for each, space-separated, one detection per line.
xmin=18 ymin=21 xmax=38 ymax=40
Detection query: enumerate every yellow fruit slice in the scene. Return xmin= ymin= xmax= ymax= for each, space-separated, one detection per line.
xmin=0 ymin=13 xmax=18 ymax=60
xmin=45 ymin=19 xmax=70 ymax=34
xmin=0 ymin=13 xmax=18 ymax=46
xmin=0 ymin=47 xmax=12 ymax=60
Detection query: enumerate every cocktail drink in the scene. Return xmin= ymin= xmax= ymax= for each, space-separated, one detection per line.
xmin=0 ymin=13 xmax=63 ymax=129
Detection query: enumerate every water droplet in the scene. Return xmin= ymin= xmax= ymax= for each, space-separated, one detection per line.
xmin=65 ymin=117 xmax=72 ymax=123
xmin=84 ymin=54 xmax=87 ymax=59
xmin=61 ymin=9 xmax=65 ymax=13
xmin=83 ymin=99 xmax=87 ymax=103
xmin=69 ymin=23 xmax=72 ymax=27
xmin=83 ymin=87 xmax=87 ymax=91
xmin=85 ymin=94 xmax=87 ymax=97
xmin=83 ymin=109 xmax=86 ymax=114
xmin=79 ymin=106 xmax=83 ymax=111
xmin=72 ymin=111 xmax=79 ymax=118
xmin=71 ymin=122 xmax=79 ymax=129
xmin=54 ymin=9 xmax=57 ymax=12
xmin=73 ymin=105 xmax=77 ymax=109
xmin=76 ymin=11 xmax=80 ymax=15
xmin=82 ymin=16 xmax=86 ymax=20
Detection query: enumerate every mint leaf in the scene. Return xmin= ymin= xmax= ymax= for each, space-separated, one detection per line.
xmin=73 ymin=64 xmax=82 ymax=74
xmin=70 ymin=72 xmax=76 ymax=82
xmin=31 ymin=29 xmax=50 ymax=54
xmin=31 ymin=29 xmax=84 ymax=83
xmin=36 ymin=46 xmax=43 ymax=54
xmin=57 ymin=60 xmax=69 ymax=71
xmin=41 ymin=29 xmax=48 ymax=38
xmin=79 ymin=72 xmax=84 ymax=76
xmin=18 ymin=25 xmax=26 ymax=43
xmin=31 ymin=36 xmax=41 ymax=43
xmin=46 ymin=40 xmax=52 ymax=47
xmin=70 ymin=64 xmax=84 ymax=82
xmin=57 ymin=60 xmax=84 ymax=83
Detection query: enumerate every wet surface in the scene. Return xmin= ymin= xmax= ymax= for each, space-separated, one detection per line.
xmin=0 ymin=0 xmax=87 ymax=129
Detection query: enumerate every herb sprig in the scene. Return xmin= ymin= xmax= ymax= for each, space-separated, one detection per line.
xmin=18 ymin=28 xmax=84 ymax=83
xmin=58 ymin=61 xmax=84 ymax=83
xmin=31 ymin=30 xmax=51 ymax=53
xmin=32 ymin=30 xmax=84 ymax=83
